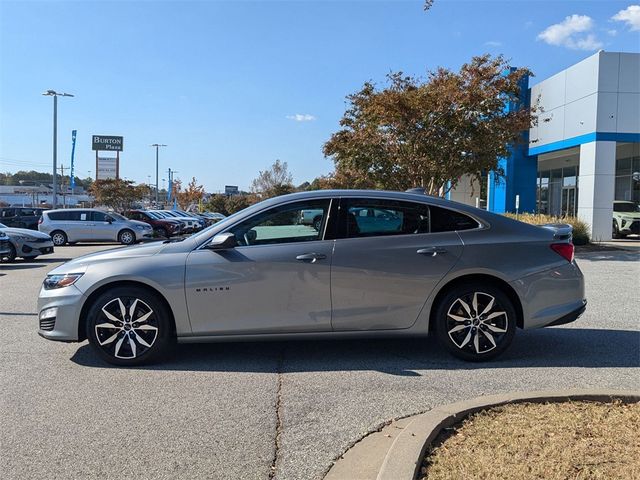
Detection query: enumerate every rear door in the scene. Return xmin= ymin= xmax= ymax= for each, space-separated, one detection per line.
xmin=65 ymin=210 xmax=93 ymax=241
xmin=330 ymin=197 xmax=464 ymax=331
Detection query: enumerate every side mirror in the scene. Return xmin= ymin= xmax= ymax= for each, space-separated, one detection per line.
xmin=206 ymin=232 xmax=237 ymax=250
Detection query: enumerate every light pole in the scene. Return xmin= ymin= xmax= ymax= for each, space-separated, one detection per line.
xmin=150 ymin=144 xmax=167 ymax=204
xmin=42 ymin=90 xmax=73 ymax=208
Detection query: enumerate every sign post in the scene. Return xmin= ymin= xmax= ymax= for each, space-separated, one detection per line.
xmin=92 ymin=135 xmax=123 ymax=181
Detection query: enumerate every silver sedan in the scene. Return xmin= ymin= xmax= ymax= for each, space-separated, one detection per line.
xmin=37 ymin=190 xmax=586 ymax=365
xmin=0 ymin=222 xmax=54 ymax=262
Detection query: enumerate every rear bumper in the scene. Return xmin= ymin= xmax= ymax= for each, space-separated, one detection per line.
xmin=510 ymin=260 xmax=586 ymax=329
xmin=545 ymin=301 xmax=587 ymax=327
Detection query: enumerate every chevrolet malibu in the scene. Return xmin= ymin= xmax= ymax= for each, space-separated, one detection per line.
xmin=37 ymin=190 xmax=586 ymax=366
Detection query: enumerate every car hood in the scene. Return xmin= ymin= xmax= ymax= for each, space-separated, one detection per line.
xmin=48 ymin=241 xmax=167 ymax=274
xmin=616 ymin=211 xmax=640 ymax=219
xmin=128 ymin=220 xmax=152 ymax=228
xmin=1 ymin=227 xmax=51 ymax=239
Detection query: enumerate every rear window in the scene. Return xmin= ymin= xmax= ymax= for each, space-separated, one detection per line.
xmin=429 ymin=206 xmax=479 ymax=232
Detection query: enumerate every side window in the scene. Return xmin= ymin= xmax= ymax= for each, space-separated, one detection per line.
xmin=1 ymin=208 xmax=16 ymax=218
xmin=48 ymin=211 xmax=80 ymax=221
xmin=340 ymin=199 xmax=430 ymax=238
xmin=20 ymin=208 xmax=36 ymax=216
xmin=229 ymin=199 xmax=331 ymax=246
xmin=429 ymin=206 xmax=479 ymax=232
xmin=92 ymin=211 xmax=108 ymax=222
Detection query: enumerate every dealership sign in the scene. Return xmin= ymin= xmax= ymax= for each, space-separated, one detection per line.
xmin=97 ymin=157 xmax=118 ymax=180
xmin=92 ymin=135 xmax=124 ymax=151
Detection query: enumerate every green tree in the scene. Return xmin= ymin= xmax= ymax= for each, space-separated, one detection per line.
xmin=225 ymin=194 xmax=251 ymax=214
xmin=90 ymin=179 xmax=146 ymax=212
xmin=205 ymin=194 xmax=229 ymax=215
xmin=323 ymin=55 xmax=535 ymax=195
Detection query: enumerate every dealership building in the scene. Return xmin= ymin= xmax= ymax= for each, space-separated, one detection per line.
xmin=450 ymin=50 xmax=640 ymax=240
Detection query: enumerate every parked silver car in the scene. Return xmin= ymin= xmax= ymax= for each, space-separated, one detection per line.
xmin=39 ymin=209 xmax=153 ymax=246
xmin=0 ymin=222 xmax=54 ymax=261
xmin=37 ymin=190 xmax=586 ymax=366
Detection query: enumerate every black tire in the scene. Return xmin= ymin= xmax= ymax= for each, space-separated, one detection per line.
xmin=434 ymin=283 xmax=516 ymax=362
xmin=313 ymin=216 xmax=323 ymax=232
xmin=155 ymin=227 xmax=168 ymax=238
xmin=50 ymin=230 xmax=67 ymax=246
xmin=612 ymin=220 xmax=626 ymax=239
xmin=3 ymin=243 xmax=17 ymax=262
xmin=118 ymin=229 xmax=136 ymax=245
xmin=85 ymin=286 xmax=174 ymax=366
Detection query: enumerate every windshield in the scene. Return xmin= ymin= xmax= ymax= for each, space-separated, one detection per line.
xmin=110 ymin=212 xmax=128 ymax=221
xmin=613 ymin=202 xmax=638 ymax=213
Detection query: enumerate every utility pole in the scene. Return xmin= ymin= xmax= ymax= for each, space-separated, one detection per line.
xmin=150 ymin=144 xmax=167 ymax=205
xmin=59 ymin=164 xmax=66 ymax=208
xmin=42 ymin=90 xmax=73 ymax=208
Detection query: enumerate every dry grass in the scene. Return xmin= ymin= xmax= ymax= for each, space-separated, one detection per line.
xmin=503 ymin=213 xmax=591 ymax=245
xmin=420 ymin=401 xmax=640 ymax=480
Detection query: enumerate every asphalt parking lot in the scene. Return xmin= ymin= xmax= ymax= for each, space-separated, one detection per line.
xmin=1 ymin=244 xmax=639 ymax=480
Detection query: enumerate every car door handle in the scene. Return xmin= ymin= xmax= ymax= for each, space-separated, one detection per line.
xmin=417 ymin=247 xmax=448 ymax=256
xmin=296 ymin=253 xmax=327 ymax=263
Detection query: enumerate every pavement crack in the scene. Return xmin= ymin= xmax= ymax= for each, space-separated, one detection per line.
xmin=269 ymin=348 xmax=285 ymax=480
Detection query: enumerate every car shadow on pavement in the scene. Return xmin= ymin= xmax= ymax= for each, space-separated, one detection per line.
xmin=70 ymin=327 xmax=639 ymax=373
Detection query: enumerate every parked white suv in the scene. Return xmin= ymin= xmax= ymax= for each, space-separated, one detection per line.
xmin=39 ymin=209 xmax=154 ymax=246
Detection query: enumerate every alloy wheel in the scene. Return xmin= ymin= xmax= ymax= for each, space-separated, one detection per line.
xmin=446 ymin=291 xmax=509 ymax=355
xmin=120 ymin=231 xmax=135 ymax=245
xmin=51 ymin=232 xmax=66 ymax=246
xmin=94 ymin=297 xmax=159 ymax=359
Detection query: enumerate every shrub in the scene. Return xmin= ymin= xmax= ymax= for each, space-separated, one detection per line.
xmin=503 ymin=213 xmax=590 ymax=245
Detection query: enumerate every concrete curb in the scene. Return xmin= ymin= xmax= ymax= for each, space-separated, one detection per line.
xmin=377 ymin=390 xmax=640 ymax=480
xmin=324 ymin=390 xmax=640 ymax=480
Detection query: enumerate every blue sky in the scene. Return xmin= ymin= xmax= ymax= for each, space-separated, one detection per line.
xmin=1 ymin=0 xmax=639 ymax=192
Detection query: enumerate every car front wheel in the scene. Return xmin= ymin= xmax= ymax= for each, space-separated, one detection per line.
xmin=435 ymin=284 xmax=516 ymax=362
xmin=86 ymin=286 xmax=173 ymax=366
xmin=118 ymin=229 xmax=136 ymax=245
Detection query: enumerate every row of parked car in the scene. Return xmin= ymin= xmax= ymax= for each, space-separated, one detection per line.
xmin=0 ymin=206 xmax=226 ymax=262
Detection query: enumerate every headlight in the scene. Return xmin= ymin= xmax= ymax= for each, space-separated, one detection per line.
xmin=11 ymin=235 xmax=37 ymax=241
xmin=43 ymin=273 xmax=84 ymax=290
xmin=135 ymin=225 xmax=145 ymax=230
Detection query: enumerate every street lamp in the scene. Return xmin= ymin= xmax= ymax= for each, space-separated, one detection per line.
xmin=150 ymin=144 xmax=167 ymax=204
xmin=42 ymin=90 xmax=74 ymax=208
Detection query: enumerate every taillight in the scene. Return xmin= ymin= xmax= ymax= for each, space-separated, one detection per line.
xmin=38 ymin=216 xmax=43 ymax=224
xmin=551 ymin=243 xmax=574 ymax=262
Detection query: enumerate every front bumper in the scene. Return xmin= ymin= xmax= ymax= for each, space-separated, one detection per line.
xmin=21 ymin=239 xmax=54 ymax=257
xmin=37 ymin=284 xmax=85 ymax=342
xmin=620 ymin=219 xmax=640 ymax=235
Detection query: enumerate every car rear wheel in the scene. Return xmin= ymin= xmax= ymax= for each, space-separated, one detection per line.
xmin=435 ymin=284 xmax=516 ymax=362
xmin=86 ymin=286 xmax=173 ymax=366
xmin=118 ymin=229 xmax=136 ymax=245
xmin=50 ymin=230 xmax=67 ymax=246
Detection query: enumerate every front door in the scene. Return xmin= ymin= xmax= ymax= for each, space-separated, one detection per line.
xmin=185 ymin=198 xmax=334 ymax=335
xmin=330 ymin=198 xmax=464 ymax=331
xmin=91 ymin=211 xmax=118 ymax=241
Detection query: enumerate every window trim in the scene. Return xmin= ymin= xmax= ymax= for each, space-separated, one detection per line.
xmin=335 ymin=197 xmax=484 ymax=240
xmin=196 ymin=197 xmax=337 ymax=250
